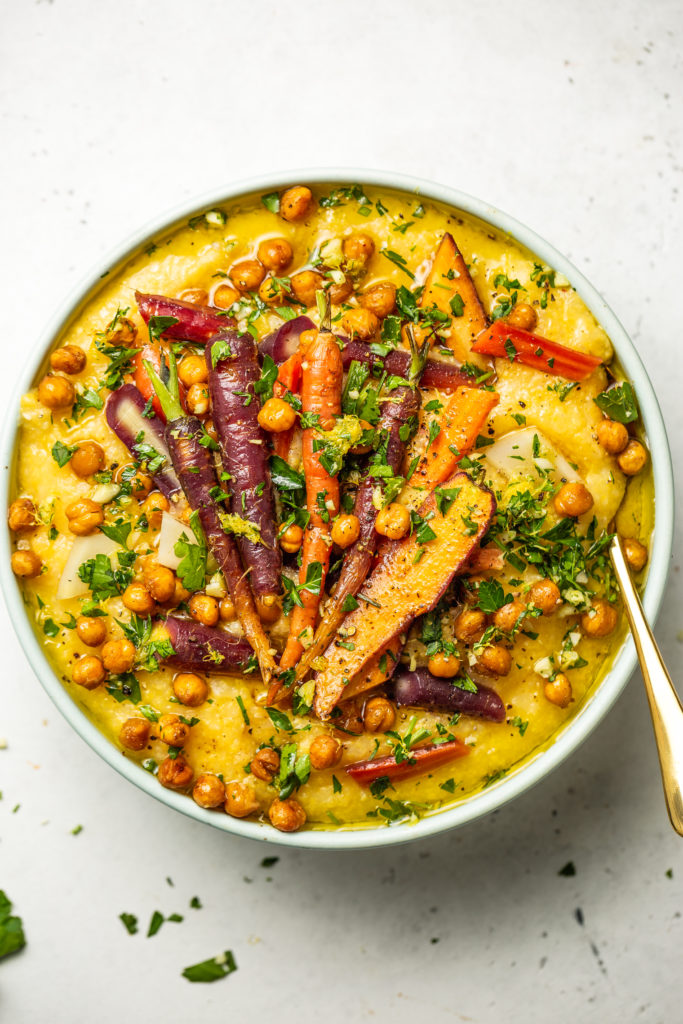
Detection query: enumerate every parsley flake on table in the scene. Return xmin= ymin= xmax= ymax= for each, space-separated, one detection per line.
xmin=0 ymin=891 xmax=26 ymax=960
xmin=182 ymin=950 xmax=237 ymax=983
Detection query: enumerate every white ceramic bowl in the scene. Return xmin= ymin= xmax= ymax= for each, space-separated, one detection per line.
xmin=0 ymin=169 xmax=674 ymax=850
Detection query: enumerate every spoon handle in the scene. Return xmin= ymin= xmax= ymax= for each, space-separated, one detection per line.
xmin=610 ymin=535 xmax=683 ymax=835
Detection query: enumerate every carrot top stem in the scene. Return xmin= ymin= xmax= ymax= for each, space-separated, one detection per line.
xmin=142 ymin=352 xmax=183 ymax=422
xmin=405 ymin=324 xmax=431 ymax=384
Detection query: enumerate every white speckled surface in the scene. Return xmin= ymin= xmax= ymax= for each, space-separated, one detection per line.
xmin=1 ymin=1 xmax=682 ymax=1021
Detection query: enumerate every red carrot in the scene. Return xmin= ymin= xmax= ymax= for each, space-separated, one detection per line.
xmin=345 ymin=739 xmax=469 ymax=786
xmin=135 ymin=291 xmax=232 ymax=343
xmin=472 ymin=321 xmax=602 ymax=380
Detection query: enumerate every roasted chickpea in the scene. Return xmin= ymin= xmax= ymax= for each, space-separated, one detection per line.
xmin=193 ymin=773 xmax=226 ymax=809
xmin=72 ymin=655 xmax=105 ymax=689
xmin=159 ymin=713 xmax=190 ymax=747
xmin=290 ymin=270 xmax=324 ymax=307
xmin=375 ymin=502 xmax=410 ymax=540
xmin=140 ymin=491 xmax=169 ymax=529
xmin=427 ymin=652 xmax=461 ymax=679
xmin=341 ymin=307 xmax=379 ymax=340
xmin=8 ymin=498 xmax=37 ymax=532
xmin=493 ymin=599 xmax=526 ymax=633
xmin=476 ymin=643 xmax=512 ymax=677
xmin=105 ymin=316 xmax=137 ymax=346
xmin=544 ymin=673 xmax=573 ymax=708
xmin=189 ymin=593 xmax=219 ymax=627
xmin=331 ymin=514 xmax=360 ymax=549
xmin=258 ymin=276 xmax=289 ymax=304
xmin=360 ymin=282 xmax=396 ymax=319
xmin=505 ymin=302 xmax=537 ymax=332
xmin=256 ymin=595 xmax=281 ymax=623
xmin=617 ymin=439 xmax=648 ymax=476
xmin=257 ymin=237 xmax=293 ymax=272
xmin=143 ymin=563 xmax=176 ymax=603
xmin=76 ymin=615 xmax=107 ymax=647
xmin=553 ymin=481 xmax=594 ymax=518
xmin=581 ymin=598 xmax=618 ymax=638
xmin=623 ymin=537 xmax=648 ymax=572
xmin=158 ymin=755 xmax=193 ymax=790
xmin=114 ymin=463 xmax=153 ymax=499
xmin=101 ymin=638 xmax=136 ymax=674
xmin=186 ymin=383 xmax=210 ymax=416
xmin=11 ymin=549 xmax=42 ymax=578
xmin=170 ymin=578 xmax=190 ymax=607
xmin=279 ymin=185 xmax=314 ymax=222
xmin=229 ymin=259 xmax=266 ymax=293
xmin=528 ymin=578 xmax=562 ymax=615
xmin=309 ymin=735 xmax=341 ymax=770
xmin=343 ymin=232 xmax=375 ymax=265
xmin=363 ymin=697 xmax=396 ymax=733
xmin=250 ymin=747 xmax=280 ymax=781
xmin=173 ymin=672 xmax=208 ymax=707
xmin=258 ymin=397 xmax=297 ymax=433
xmin=453 ymin=608 xmax=487 ymax=644
xmin=122 ymin=582 xmax=156 ymax=616
xmin=213 ymin=283 xmax=240 ymax=309
xmin=596 ymin=419 xmax=629 ymax=455
xmin=268 ymin=798 xmax=306 ymax=832
xmin=37 ymin=374 xmax=75 ymax=410
xmin=119 ymin=718 xmax=150 ymax=751
xmin=280 ymin=523 xmax=303 ymax=554
xmin=179 ymin=288 xmax=209 ymax=305
xmin=327 ymin=275 xmax=354 ymax=304
xmin=70 ymin=441 xmax=105 ymax=478
xmin=65 ymin=498 xmax=104 ymax=536
xmin=50 ymin=344 xmax=86 ymax=375
xmin=178 ymin=354 xmax=208 ymax=387
xmin=224 ymin=781 xmax=259 ymax=818
xmin=219 ymin=596 xmax=237 ymax=621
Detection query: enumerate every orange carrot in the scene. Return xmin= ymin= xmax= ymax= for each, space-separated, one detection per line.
xmin=342 ymin=636 xmax=404 ymax=702
xmin=404 ymin=387 xmax=499 ymax=511
xmin=313 ymin=472 xmax=496 ymax=719
xmin=420 ymin=233 xmax=490 ymax=368
xmin=279 ymin=329 xmax=343 ymax=672
xmin=272 ymin=350 xmax=302 ymax=460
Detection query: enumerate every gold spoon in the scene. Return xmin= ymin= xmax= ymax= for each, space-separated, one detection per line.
xmin=610 ymin=535 xmax=683 ymax=835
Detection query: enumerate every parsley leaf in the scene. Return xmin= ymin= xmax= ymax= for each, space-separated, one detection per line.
xmin=594 ymin=382 xmax=638 ymax=423
xmin=51 ymin=441 xmax=78 ymax=468
xmin=0 ymin=891 xmax=26 ymax=960
xmin=182 ymin=951 xmax=237 ymax=983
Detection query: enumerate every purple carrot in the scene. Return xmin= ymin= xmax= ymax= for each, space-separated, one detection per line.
xmin=205 ymin=332 xmax=282 ymax=612
xmin=104 ymin=384 xmax=183 ymax=504
xmin=259 ymin=315 xmax=315 ymax=364
xmin=393 ymin=668 xmax=505 ymax=722
xmin=161 ymin=617 xmax=254 ymax=673
xmin=143 ymin=355 xmax=278 ymax=682
xmin=135 ymin=291 xmax=233 ymax=343
xmin=340 ymin=339 xmax=479 ymax=391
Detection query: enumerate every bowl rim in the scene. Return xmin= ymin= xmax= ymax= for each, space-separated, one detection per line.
xmin=0 ymin=167 xmax=674 ymax=850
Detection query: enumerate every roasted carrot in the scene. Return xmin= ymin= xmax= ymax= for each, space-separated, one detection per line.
xmin=143 ymin=354 xmax=278 ymax=683
xmin=403 ymin=387 xmax=500 ymax=511
xmin=420 ymin=232 xmax=490 ymax=368
xmin=313 ymin=472 xmax=496 ymax=719
xmin=342 ymin=635 xmax=404 ymax=702
xmin=345 ymin=739 xmax=469 ymax=786
xmin=292 ymin=328 xmax=429 ymax=686
xmin=278 ymin=327 xmax=343 ymax=673
xmin=135 ymin=291 xmax=233 ymax=342
xmin=472 ymin=320 xmax=602 ymax=381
